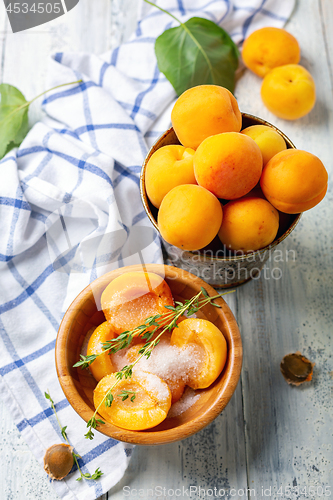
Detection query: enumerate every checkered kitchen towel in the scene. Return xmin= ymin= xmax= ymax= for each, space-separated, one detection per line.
xmin=0 ymin=1 xmax=295 ymax=499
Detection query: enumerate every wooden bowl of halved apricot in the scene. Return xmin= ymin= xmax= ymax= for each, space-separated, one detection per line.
xmin=55 ymin=264 xmax=242 ymax=445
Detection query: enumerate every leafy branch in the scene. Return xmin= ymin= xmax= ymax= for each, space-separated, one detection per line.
xmin=44 ymin=391 xmax=103 ymax=481
xmin=0 ymin=80 xmax=82 ymax=159
xmin=143 ymin=0 xmax=239 ymax=95
xmin=81 ymin=287 xmax=234 ymax=440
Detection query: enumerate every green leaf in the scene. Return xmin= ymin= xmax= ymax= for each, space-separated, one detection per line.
xmin=155 ymin=17 xmax=239 ymax=96
xmin=0 ymin=84 xmax=30 ymax=159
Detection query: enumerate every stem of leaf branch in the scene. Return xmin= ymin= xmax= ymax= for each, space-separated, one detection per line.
xmin=142 ymin=0 xmax=214 ymax=75
xmin=4 ymin=80 xmax=83 ymax=122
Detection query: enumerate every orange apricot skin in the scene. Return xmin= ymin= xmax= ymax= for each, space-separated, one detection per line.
xmin=218 ymin=197 xmax=279 ymax=252
xmin=241 ymin=125 xmax=287 ymax=166
xmin=87 ymin=322 xmax=117 ymax=382
xmin=194 ymin=132 xmax=263 ymax=200
xmin=261 ymin=64 xmax=316 ymax=120
xmin=242 ymin=27 xmax=300 ymax=78
xmin=171 ymin=318 xmax=227 ymax=390
xmin=145 ymin=145 xmax=196 ymax=208
xmin=101 ymin=272 xmax=174 ymax=335
xmin=93 ymin=372 xmax=171 ymax=430
xmin=171 ymin=85 xmax=242 ymax=149
xmin=158 ymin=184 xmax=223 ymax=251
xmin=260 ymin=149 xmax=328 ymax=213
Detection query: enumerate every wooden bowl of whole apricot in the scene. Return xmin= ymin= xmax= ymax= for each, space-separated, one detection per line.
xmin=55 ymin=264 xmax=242 ymax=445
xmin=140 ymin=85 xmax=328 ymax=288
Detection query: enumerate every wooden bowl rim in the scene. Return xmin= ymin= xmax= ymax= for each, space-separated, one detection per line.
xmin=56 ymin=264 xmax=243 ymax=445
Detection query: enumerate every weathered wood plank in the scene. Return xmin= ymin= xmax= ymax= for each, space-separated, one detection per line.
xmin=319 ymin=0 xmax=333 ymax=89
xmin=0 ymin=401 xmax=60 ymax=499
xmin=0 ymin=10 xmax=8 ymax=82
xmin=236 ymin=0 xmax=333 ymax=496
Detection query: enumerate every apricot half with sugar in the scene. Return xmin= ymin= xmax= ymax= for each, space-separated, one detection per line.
xmin=93 ymin=372 xmax=172 ymax=430
xmin=125 ymin=338 xmax=187 ymax=404
xmin=145 ymin=145 xmax=196 ymax=208
xmin=87 ymin=321 xmax=117 ymax=382
xmin=260 ymin=149 xmax=328 ymax=213
xmin=194 ymin=132 xmax=263 ymax=199
xmin=101 ymin=272 xmax=174 ymax=335
xmin=158 ymin=184 xmax=223 ymax=251
xmin=218 ymin=197 xmax=279 ymax=252
xmin=171 ymin=85 xmax=242 ymax=149
xmin=170 ymin=318 xmax=227 ymax=389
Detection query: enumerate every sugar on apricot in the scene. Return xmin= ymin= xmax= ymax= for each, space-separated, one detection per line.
xmin=170 ymin=318 xmax=227 ymax=390
xmin=93 ymin=371 xmax=172 ymax=431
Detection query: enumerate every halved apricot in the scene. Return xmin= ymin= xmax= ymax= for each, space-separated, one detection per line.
xmin=170 ymin=318 xmax=227 ymax=389
xmin=101 ymin=272 xmax=174 ymax=335
xmin=86 ymin=321 xmax=117 ymax=382
xmin=125 ymin=339 xmax=186 ymax=404
xmin=93 ymin=372 xmax=172 ymax=430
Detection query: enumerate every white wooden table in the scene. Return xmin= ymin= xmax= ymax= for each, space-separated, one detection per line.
xmin=0 ymin=1 xmax=332 ymax=498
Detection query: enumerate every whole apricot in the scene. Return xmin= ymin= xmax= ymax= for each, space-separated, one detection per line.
xmin=194 ymin=132 xmax=263 ymax=199
xmin=101 ymin=272 xmax=174 ymax=334
xmin=171 ymin=85 xmax=242 ymax=149
xmin=218 ymin=197 xmax=279 ymax=252
xmin=145 ymin=145 xmax=196 ymax=208
xmin=157 ymin=184 xmax=223 ymax=251
xmin=241 ymin=125 xmax=287 ymax=166
xmin=260 ymin=149 xmax=328 ymax=213
xmin=261 ymin=64 xmax=316 ymax=120
xmin=242 ymin=27 xmax=300 ymax=78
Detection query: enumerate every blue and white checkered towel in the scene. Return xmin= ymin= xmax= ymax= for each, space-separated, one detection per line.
xmin=0 ymin=1 xmax=295 ymax=499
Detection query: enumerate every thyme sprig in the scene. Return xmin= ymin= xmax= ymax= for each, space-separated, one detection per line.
xmin=82 ymin=287 xmax=234 ymax=440
xmin=74 ymin=287 xmax=231 ymax=369
xmin=44 ymin=391 xmax=103 ymax=481
xmin=118 ymin=389 xmax=136 ymax=402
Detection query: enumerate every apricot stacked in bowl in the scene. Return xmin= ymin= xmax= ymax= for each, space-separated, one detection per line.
xmin=143 ymin=84 xmax=328 ymax=254
xmin=55 ymin=264 xmax=242 ymax=445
